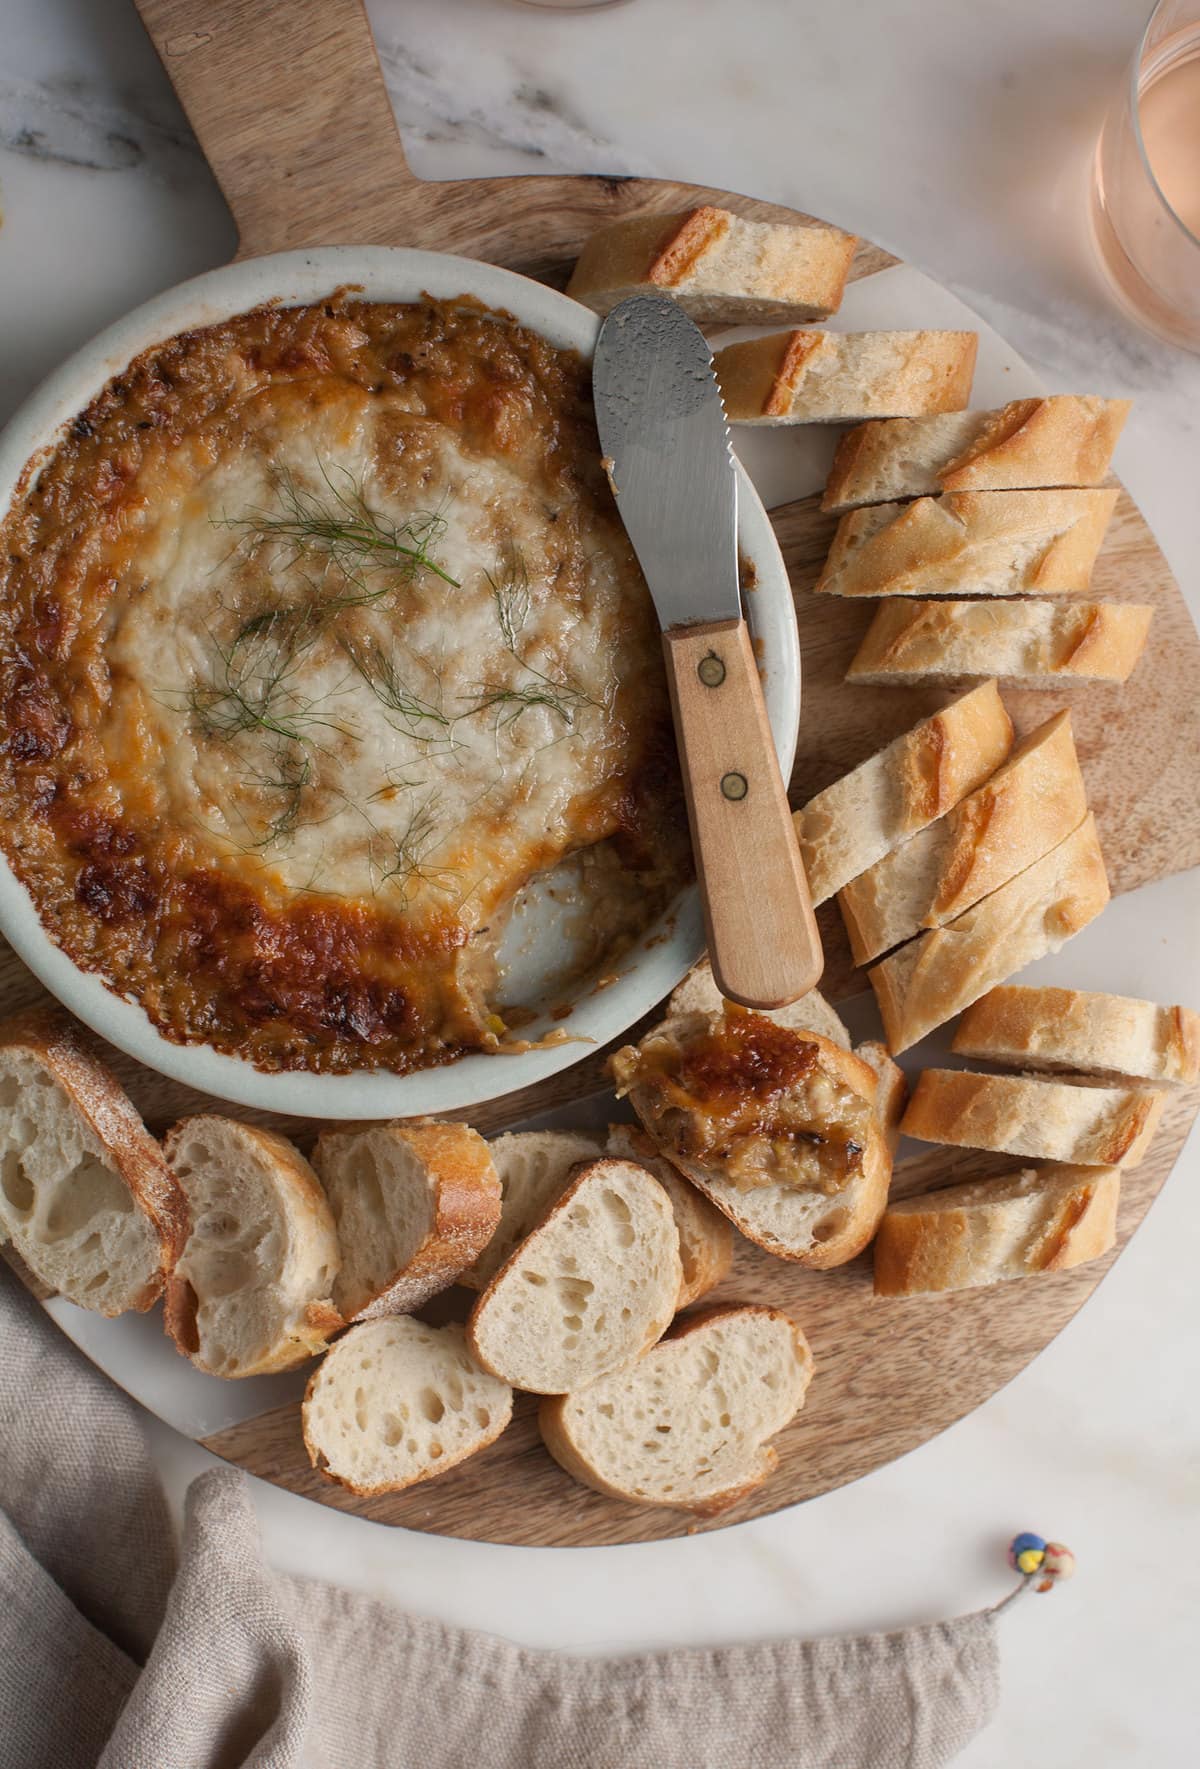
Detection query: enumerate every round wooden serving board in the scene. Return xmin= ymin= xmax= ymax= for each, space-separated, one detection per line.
xmin=4 ymin=0 xmax=1198 ymax=1545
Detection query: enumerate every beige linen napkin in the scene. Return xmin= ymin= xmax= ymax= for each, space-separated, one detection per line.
xmin=0 ymin=1270 xmax=1000 ymax=1768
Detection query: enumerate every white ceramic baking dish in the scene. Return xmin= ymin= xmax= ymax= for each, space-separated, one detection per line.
xmin=0 ymin=246 xmax=799 ymax=1118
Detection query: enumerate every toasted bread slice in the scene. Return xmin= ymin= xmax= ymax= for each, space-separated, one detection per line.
xmin=668 ymin=956 xmax=850 ymax=1047
xmin=605 ymin=1123 xmax=733 ymax=1307
xmin=952 ymin=985 xmax=1200 ymax=1086
xmin=715 ymin=329 xmax=977 ymax=424
xmin=163 ymin=1116 xmax=340 ymax=1378
xmin=822 ymin=397 xmax=1130 ymax=512
xmin=612 ymin=1011 xmax=892 ymax=1268
xmin=457 ymin=1129 xmax=605 ymax=1293
xmin=847 ymin=598 xmax=1153 ymax=686
xmin=867 ymin=813 xmax=1109 ymax=1054
xmin=873 ymin=1164 xmax=1121 ymax=1297
xmin=795 ymin=680 xmax=1013 ymax=904
xmin=900 ymin=1069 xmax=1167 ymax=1169
xmin=566 ymin=205 xmax=856 ymax=323
xmin=815 ymin=489 xmax=1118 ymax=599
xmin=540 ymin=1305 xmax=814 ymax=1515
xmin=0 ymin=1009 xmax=187 ymax=1316
xmin=466 ymin=1158 xmax=682 ymax=1394
xmin=312 ymin=1122 xmax=500 ymax=1323
xmin=303 ymin=1318 xmax=512 ymax=1495
xmin=837 ymin=711 xmax=1087 ymax=964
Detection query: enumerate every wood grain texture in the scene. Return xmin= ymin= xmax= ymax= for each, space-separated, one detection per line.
xmin=2 ymin=0 xmax=1195 ymax=1544
xmin=662 ymin=619 xmax=821 ymax=1007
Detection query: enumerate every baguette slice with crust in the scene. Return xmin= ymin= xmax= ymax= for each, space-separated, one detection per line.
xmin=605 ymin=1123 xmax=734 ymax=1307
xmin=466 ymin=1158 xmax=681 ymax=1394
xmin=612 ymin=1012 xmax=892 ymax=1268
xmin=795 ymin=680 xmax=1013 ymax=904
xmin=303 ymin=1318 xmax=512 ymax=1496
xmin=953 ymin=985 xmax=1200 ymax=1086
xmin=715 ymin=329 xmax=977 ymax=424
xmin=854 ymin=1039 xmax=909 ymax=1154
xmin=457 ymin=1129 xmax=605 ymax=1293
xmin=837 ymin=711 xmax=1086 ymax=964
xmin=540 ymin=1305 xmax=814 ymax=1515
xmin=900 ymin=1068 xmax=1166 ymax=1168
xmin=163 ymin=1117 xmax=340 ymax=1378
xmin=0 ymin=1009 xmax=187 ymax=1316
xmin=312 ymin=1122 xmax=501 ymax=1322
xmin=822 ymin=397 xmax=1131 ymax=512
xmin=873 ymin=1163 xmax=1121 ymax=1297
xmin=566 ymin=205 xmax=856 ymax=323
xmin=868 ymin=812 xmax=1109 ymax=1054
xmin=847 ymin=598 xmax=1153 ymax=687
xmin=668 ymin=955 xmax=851 ymax=1048
xmin=815 ymin=488 xmax=1118 ymax=599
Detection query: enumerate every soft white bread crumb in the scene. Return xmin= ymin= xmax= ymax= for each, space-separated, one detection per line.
xmin=540 ymin=1305 xmax=814 ymax=1514
xmin=0 ymin=1008 xmax=186 ymax=1316
xmin=163 ymin=1116 xmax=340 ymax=1378
xmin=873 ymin=1163 xmax=1121 ymax=1297
xmin=312 ymin=1121 xmax=500 ymax=1322
xmin=605 ymin=1122 xmax=733 ymax=1307
xmin=303 ymin=1317 xmax=512 ymax=1496
xmin=457 ymin=1129 xmax=605 ymax=1293
xmin=466 ymin=1157 xmax=682 ymax=1394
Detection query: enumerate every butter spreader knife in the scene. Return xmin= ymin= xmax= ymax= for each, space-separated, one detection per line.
xmin=592 ymin=294 xmax=823 ymax=1008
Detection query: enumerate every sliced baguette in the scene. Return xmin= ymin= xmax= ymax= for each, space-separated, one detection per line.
xmin=822 ymin=397 xmax=1131 ymax=512
xmin=854 ymin=1039 xmax=908 ymax=1154
xmin=466 ymin=1158 xmax=682 ymax=1394
xmin=0 ymin=1009 xmax=187 ymax=1316
xmin=900 ymin=1069 xmax=1166 ymax=1168
xmin=163 ymin=1117 xmax=340 ymax=1378
xmin=457 ymin=1129 xmax=605 ymax=1293
xmin=715 ymin=329 xmax=977 ymax=424
xmin=873 ymin=1163 xmax=1121 ymax=1297
xmin=312 ymin=1122 xmax=501 ymax=1322
xmin=868 ymin=812 xmax=1109 ymax=1054
xmin=815 ymin=489 xmax=1118 ymax=599
xmin=795 ymin=680 xmax=1013 ymax=904
xmin=605 ymin=1123 xmax=733 ymax=1307
xmin=837 ymin=711 xmax=1087 ymax=964
xmin=566 ymin=205 xmax=856 ymax=323
xmin=668 ymin=955 xmax=850 ymax=1048
xmin=953 ymin=985 xmax=1200 ymax=1086
xmin=612 ymin=1013 xmax=892 ymax=1268
xmin=540 ymin=1306 xmax=814 ymax=1515
xmin=847 ymin=598 xmax=1153 ymax=687
xmin=302 ymin=1318 xmax=512 ymax=1496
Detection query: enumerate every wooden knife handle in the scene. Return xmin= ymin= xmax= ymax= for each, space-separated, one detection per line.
xmin=661 ymin=618 xmax=823 ymax=1009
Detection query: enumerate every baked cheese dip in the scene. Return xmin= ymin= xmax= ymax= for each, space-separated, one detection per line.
xmin=0 ymin=295 xmax=685 ymax=1073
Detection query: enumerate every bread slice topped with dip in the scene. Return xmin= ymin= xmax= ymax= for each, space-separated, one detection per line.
xmin=611 ymin=1006 xmax=893 ymax=1268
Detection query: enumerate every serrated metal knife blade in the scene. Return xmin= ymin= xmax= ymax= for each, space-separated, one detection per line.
xmin=592 ymin=294 xmax=739 ymax=630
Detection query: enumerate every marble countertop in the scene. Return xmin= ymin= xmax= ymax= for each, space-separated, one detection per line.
xmin=2 ymin=2 xmax=1197 ymax=1764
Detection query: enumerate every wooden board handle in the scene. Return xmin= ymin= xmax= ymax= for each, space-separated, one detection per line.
xmin=662 ymin=619 xmax=823 ymax=1008
xmin=134 ymin=0 xmax=417 ymax=255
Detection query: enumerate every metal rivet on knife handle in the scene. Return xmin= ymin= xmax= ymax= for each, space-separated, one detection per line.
xmin=720 ymin=771 xmax=748 ymax=801
xmin=698 ymin=651 xmax=726 ymax=688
